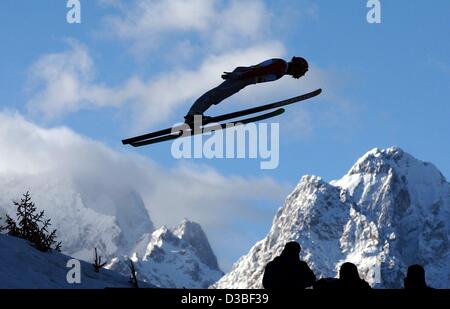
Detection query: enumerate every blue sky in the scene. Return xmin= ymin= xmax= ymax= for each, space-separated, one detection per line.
xmin=1 ymin=0 xmax=449 ymax=270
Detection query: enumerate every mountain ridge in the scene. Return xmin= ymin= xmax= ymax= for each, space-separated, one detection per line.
xmin=108 ymin=219 xmax=224 ymax=288
xmin=213 ymin=147 xmax=450 ymax=288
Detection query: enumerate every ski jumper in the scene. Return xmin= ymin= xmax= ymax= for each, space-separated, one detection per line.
xmin=187 ymin=58 xmax=288 ymax=116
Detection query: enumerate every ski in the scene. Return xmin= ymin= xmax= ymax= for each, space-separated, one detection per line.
xmin=122 ymin=88 xmax=321 ymax=145
xmin=130 ymin=108 xmax=285 ymax=147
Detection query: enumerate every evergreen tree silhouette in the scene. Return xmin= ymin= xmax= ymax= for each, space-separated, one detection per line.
xmin=1 ymin=191 xmax=61 ymax=252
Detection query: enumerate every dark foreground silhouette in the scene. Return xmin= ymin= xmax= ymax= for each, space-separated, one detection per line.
xmin=404 ymin=264 xmax=432 ymax=289
xmin=263 ymin=242 xmax=436 ymax=291
xmin=313 ymin=262 xmax=371 ymax=290
xmin=262 ymin=241 xmax=316 ymax=289
xmin=338 ymin=262 xmax=371 ymax=289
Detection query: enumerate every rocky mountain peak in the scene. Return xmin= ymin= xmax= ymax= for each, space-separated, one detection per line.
xmin=109 ymin=219 xmax=223 ymax=288
xmin=171 ymin=219 xmax=220 ymax=270
xmin=213 ymin=147 xmax=450 ymax=289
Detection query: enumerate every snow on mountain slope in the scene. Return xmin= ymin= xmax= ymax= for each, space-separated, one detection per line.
xmin=0 ymin=109 xmax=279 ymax=289
xmin=0 ymin=233 xmax=152 ymax=288
xmin=0 ymin=176 xmax=223 ymax=288
xmin=0 ymin=173 xmax=154 ymax=261
xmin=0 ymin=111 xmax=155 ymax=263
xmin=108 ymin=219 xmax=224 ymax=288
xmin=214 ymin=147 xmax=450 ymax=288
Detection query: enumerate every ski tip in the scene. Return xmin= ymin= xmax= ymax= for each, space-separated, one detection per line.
xmin=275 ymin=108 xmax=285 ymax=115
xmin=304 ymin=88 xmax=322 ymax=98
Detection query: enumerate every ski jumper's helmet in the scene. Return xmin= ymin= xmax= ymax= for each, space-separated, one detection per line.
xmin=291 ymin=56 xmax=309 ymax=71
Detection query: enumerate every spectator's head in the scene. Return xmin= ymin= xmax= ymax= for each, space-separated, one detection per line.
xmin=404 ymin=264 xmax=427 ymax=289
xmin=288 ymin=56 xmax=308 ymax=79
xmin=339 ymin=262 xmax=361 ymax=281
xmin=281 ymin=241 xmax=301 ymax=257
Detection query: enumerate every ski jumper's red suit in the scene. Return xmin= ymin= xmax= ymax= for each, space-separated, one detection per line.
xmin=186 ymin=58 xmax=288 ymax=117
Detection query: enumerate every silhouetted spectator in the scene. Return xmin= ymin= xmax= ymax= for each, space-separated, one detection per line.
xmin=336 ymin=262 xmax=371 ymax=290
xmin=262 ymin=241 xmax=316 ymax=289
xmin=313 ymin=277 xmax=339 ymax=290
xmin=404 ymin=264 xmax=431 ymax=289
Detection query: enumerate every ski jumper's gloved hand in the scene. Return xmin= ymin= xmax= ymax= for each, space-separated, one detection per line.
xmin=221 ymin=72 xmax=241 ymax=80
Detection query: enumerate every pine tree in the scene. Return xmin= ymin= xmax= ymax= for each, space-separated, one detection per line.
xmin=1 ymin=192 xmax=61 ymax=252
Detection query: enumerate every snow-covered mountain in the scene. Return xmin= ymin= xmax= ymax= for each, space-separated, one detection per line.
xmin=0 ymin=173 xmax=154 ymax=261
xmin=0 ymin=233 xmax=153 ymax=288
xmin=214 ymin=147 xmax=450 ymax=288
xmin=108 ymin=219 xmax=224 ymax=288
xmin=0 ymin=174 xmax=222 ymax=288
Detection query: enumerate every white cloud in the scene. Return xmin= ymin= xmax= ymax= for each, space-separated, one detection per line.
xmin=26 ymin=0 xmax=337 ymax=135
xmin=26 ymin=39 xmax=94 ymax=119
xmin=0 ymin=111 xmax=288 ymax=269
xmin=26 ymin=39 xmax=133 ymax=120
xmin=100 ymin=0 xmax=271 ymax=54
xmin=26 ymin=40 xmax=286 ymax=130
